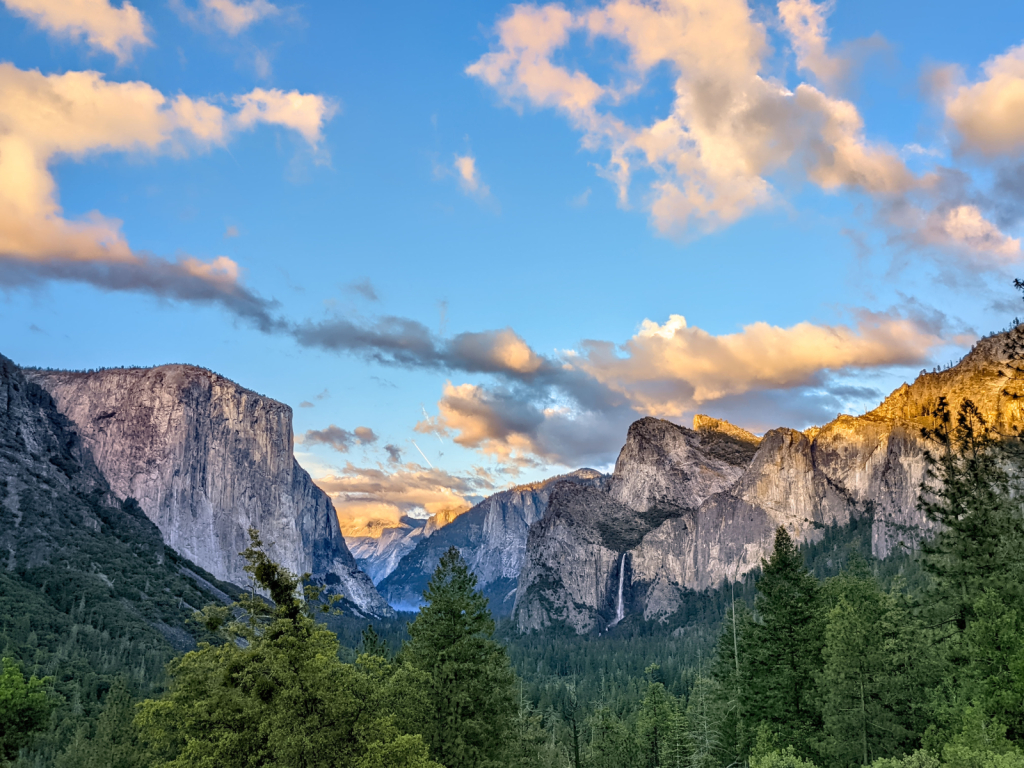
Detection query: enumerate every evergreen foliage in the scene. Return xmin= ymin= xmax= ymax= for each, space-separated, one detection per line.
xmin=403 ymin=547 xmax=516 ymax=768
xmin=742 ymin=527 xmax=824 ymax=759
xmin=134 ymin=528 xmax=441 ymax=768
xmin=0 ymin=658 xmax=54 ymax=762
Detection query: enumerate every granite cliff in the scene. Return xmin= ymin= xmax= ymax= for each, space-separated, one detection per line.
xmin=514 ymin=329 xmax=1024 ymax=633
xmin=0 ymin=352 xmax=241 ymax=652
xmin=26 ymin=365 xmax=393 ymax=618
xmin=377 ymin=469 xmax=605 ymax=613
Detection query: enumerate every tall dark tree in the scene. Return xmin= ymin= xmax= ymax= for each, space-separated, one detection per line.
xmin=919 ymin=397 xmax=1024 ymax=630
xmin=712 ymin=598 xmax=754 ymax=765
xmin=404 ymin=547 xmax=516 ymax=768
xmin=56 ymin=679 xmax=143 ymax=768
xmin=637 ymin=667 xmax=675 ymax=768
xmin=743 ymin=527 xmax=824 ymax=760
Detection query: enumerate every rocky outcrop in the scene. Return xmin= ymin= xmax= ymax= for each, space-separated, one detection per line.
xmin=513 ymin=482 xmax=650 ymax=633
xmin=515 ymin=329 xmax=1024 ymax=633
xmin=609 ymin=417 xmax=757 ymax=516
xmin=26 ymin=365 xmax=393 ymax=618
xmin=378 ymin=469 xmax=605 ymax=613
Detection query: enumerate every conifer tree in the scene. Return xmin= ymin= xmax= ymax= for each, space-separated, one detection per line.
xmin=135 ymin=528 xmax=440 ymax=768
xmin=361 ymin=624 xmax=389 ymax=658
xmin=818 ymin=565 xmax=927 ymax=766
xmin=712 ymin=598 xmax=754 ymax=764
xmin=686 ymin=674 xmax=722 ymax=768
xmin=637 ymin=667 xmax=675 ymax=768
xmin=743 ymin=527 xmax=824 ymax=760
xmin=56 ymin=679 xmax=142 ymax=768
xmin=919 ymin=397 xmax=1024 ymax=630
xmin=662 ymin=697 xmax=689 ymax=768
xmin=404 ymin=546 xmax=516 ymax=768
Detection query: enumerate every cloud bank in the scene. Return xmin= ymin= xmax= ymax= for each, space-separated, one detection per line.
xmin=0 ymin=63 xmax=336 ymax=327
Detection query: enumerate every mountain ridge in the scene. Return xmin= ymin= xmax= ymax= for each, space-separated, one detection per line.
xmin=513 ymin=328 xmax=1024 ymax=632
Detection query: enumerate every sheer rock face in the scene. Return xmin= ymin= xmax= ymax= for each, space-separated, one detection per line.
xmin=513 ymin=482 xmax=645 ymax=634
xmin=1 ymin=355 xmax=109 ymax=555
xmin=377 ymin=469 xmax=606 ymax=613
xmin=515 ymin=330 xmax=1024 ymax=633
xmin=26 ymin=365 xmax=393 ymax=617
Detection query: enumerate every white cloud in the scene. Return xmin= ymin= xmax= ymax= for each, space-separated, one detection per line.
xmin=172 ymin=0 xmax=280 ymax=37
xmin=570 ymin=311 xmax=953 ymax=415
xmin=939 ymin=205 xmax=1020 ymax=257
xmin=409 ymin=305 xmax=962 ymax=468
xmin=202 ymin=0 xmax=278 ymax=35
xmin=233 ymin=88 xmax=337 ymax=148
xmin=468 ymin=0 xmax=919 ymax=237
xmin=777 ymin=0 xmax=847 ymax=85
xmin=945 ymin=42 xmax=1024 ymax=156
xmin=453 ymin=153 xmax=491 ymax=198
xmin=1 ymin=0 xmax=150 ymax=63
xmin=314 ymin=463 xmax=482 ymax=535
xmin=0 ymin=63 xmax=335 ymax=323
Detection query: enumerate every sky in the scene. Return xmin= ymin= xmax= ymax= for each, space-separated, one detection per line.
xmin=3 ymin=0 xmax=1024 ymax=536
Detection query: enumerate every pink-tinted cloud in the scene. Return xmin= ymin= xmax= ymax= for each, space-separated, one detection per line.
xmin=1 ymin=0 xmax=150 ymax=63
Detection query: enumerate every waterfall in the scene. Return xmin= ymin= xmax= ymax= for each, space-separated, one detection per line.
xmin=608 ymin=553 xmax=627 ymax=628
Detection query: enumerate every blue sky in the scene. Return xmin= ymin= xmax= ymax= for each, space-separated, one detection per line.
xmin=3 ymin=0 xmax=1024 ymax=533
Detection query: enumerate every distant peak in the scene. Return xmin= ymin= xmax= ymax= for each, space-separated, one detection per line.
xmin=693 ymin=414 xmax=761 ymax=445
xmin=424 ymin=504 xmax=472 ymax=536
xmin=340 ymin=517 xmax=410 ymax=538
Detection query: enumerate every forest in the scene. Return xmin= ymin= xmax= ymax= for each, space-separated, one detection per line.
xmin=4 ymin=394 xmax=1024 ymax=767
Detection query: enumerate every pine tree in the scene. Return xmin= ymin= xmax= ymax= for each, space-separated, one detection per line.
xmin=588 ymin=705 xmax=640 ymax=768
xmin=743 ymin=527 xmax=824 ymax=760
xmin=662 ymin=698 xmax=690 ymax=768
xmin=361 ymin=624 xmax=389 ymax=658
xmin=637 ymin=667 xmax=675 ymax=768
xmin=686 ymin=674 xmax=722 ymax=768
xmin=56 ymin=679 xmax=143 ymax=768
xmin=919 ymin=397 xmax=1024 ymax=630
xmin=135 ymin=528 xmax=441 ymax=768
xmin=403 ymin=547 xmax=516 ymax=768
xmin=818 ymin=565 xmax=928 ymax=766
xmin=712 ymin=598 xmax=753 ymax=765
xmin=557 ymin=681 xmax=585 ymax=768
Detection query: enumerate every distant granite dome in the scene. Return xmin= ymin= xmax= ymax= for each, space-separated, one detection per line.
xmin=27 ymin=364 xmax=393 ymax=618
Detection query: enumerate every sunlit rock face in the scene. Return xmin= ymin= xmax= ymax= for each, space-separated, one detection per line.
xmin=514 ymin=329 xmax=1024 ymax=633
xmin=609 ymin=416 xmax=759 ymax=516
xmin=377 ymin=469 xmax=606 ymax=613
xmin=26 ymin=365 xmax=393 ymax=618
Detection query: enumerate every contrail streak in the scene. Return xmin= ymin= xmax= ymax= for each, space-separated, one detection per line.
xmin=421 ymin=406 xmax=444 ymax=443
xmin=411 ymin=440 xmax=433 ymax=468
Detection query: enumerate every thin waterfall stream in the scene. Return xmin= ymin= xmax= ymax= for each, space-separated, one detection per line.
xmin=608 ymin=552 xmax=627 ymax=628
